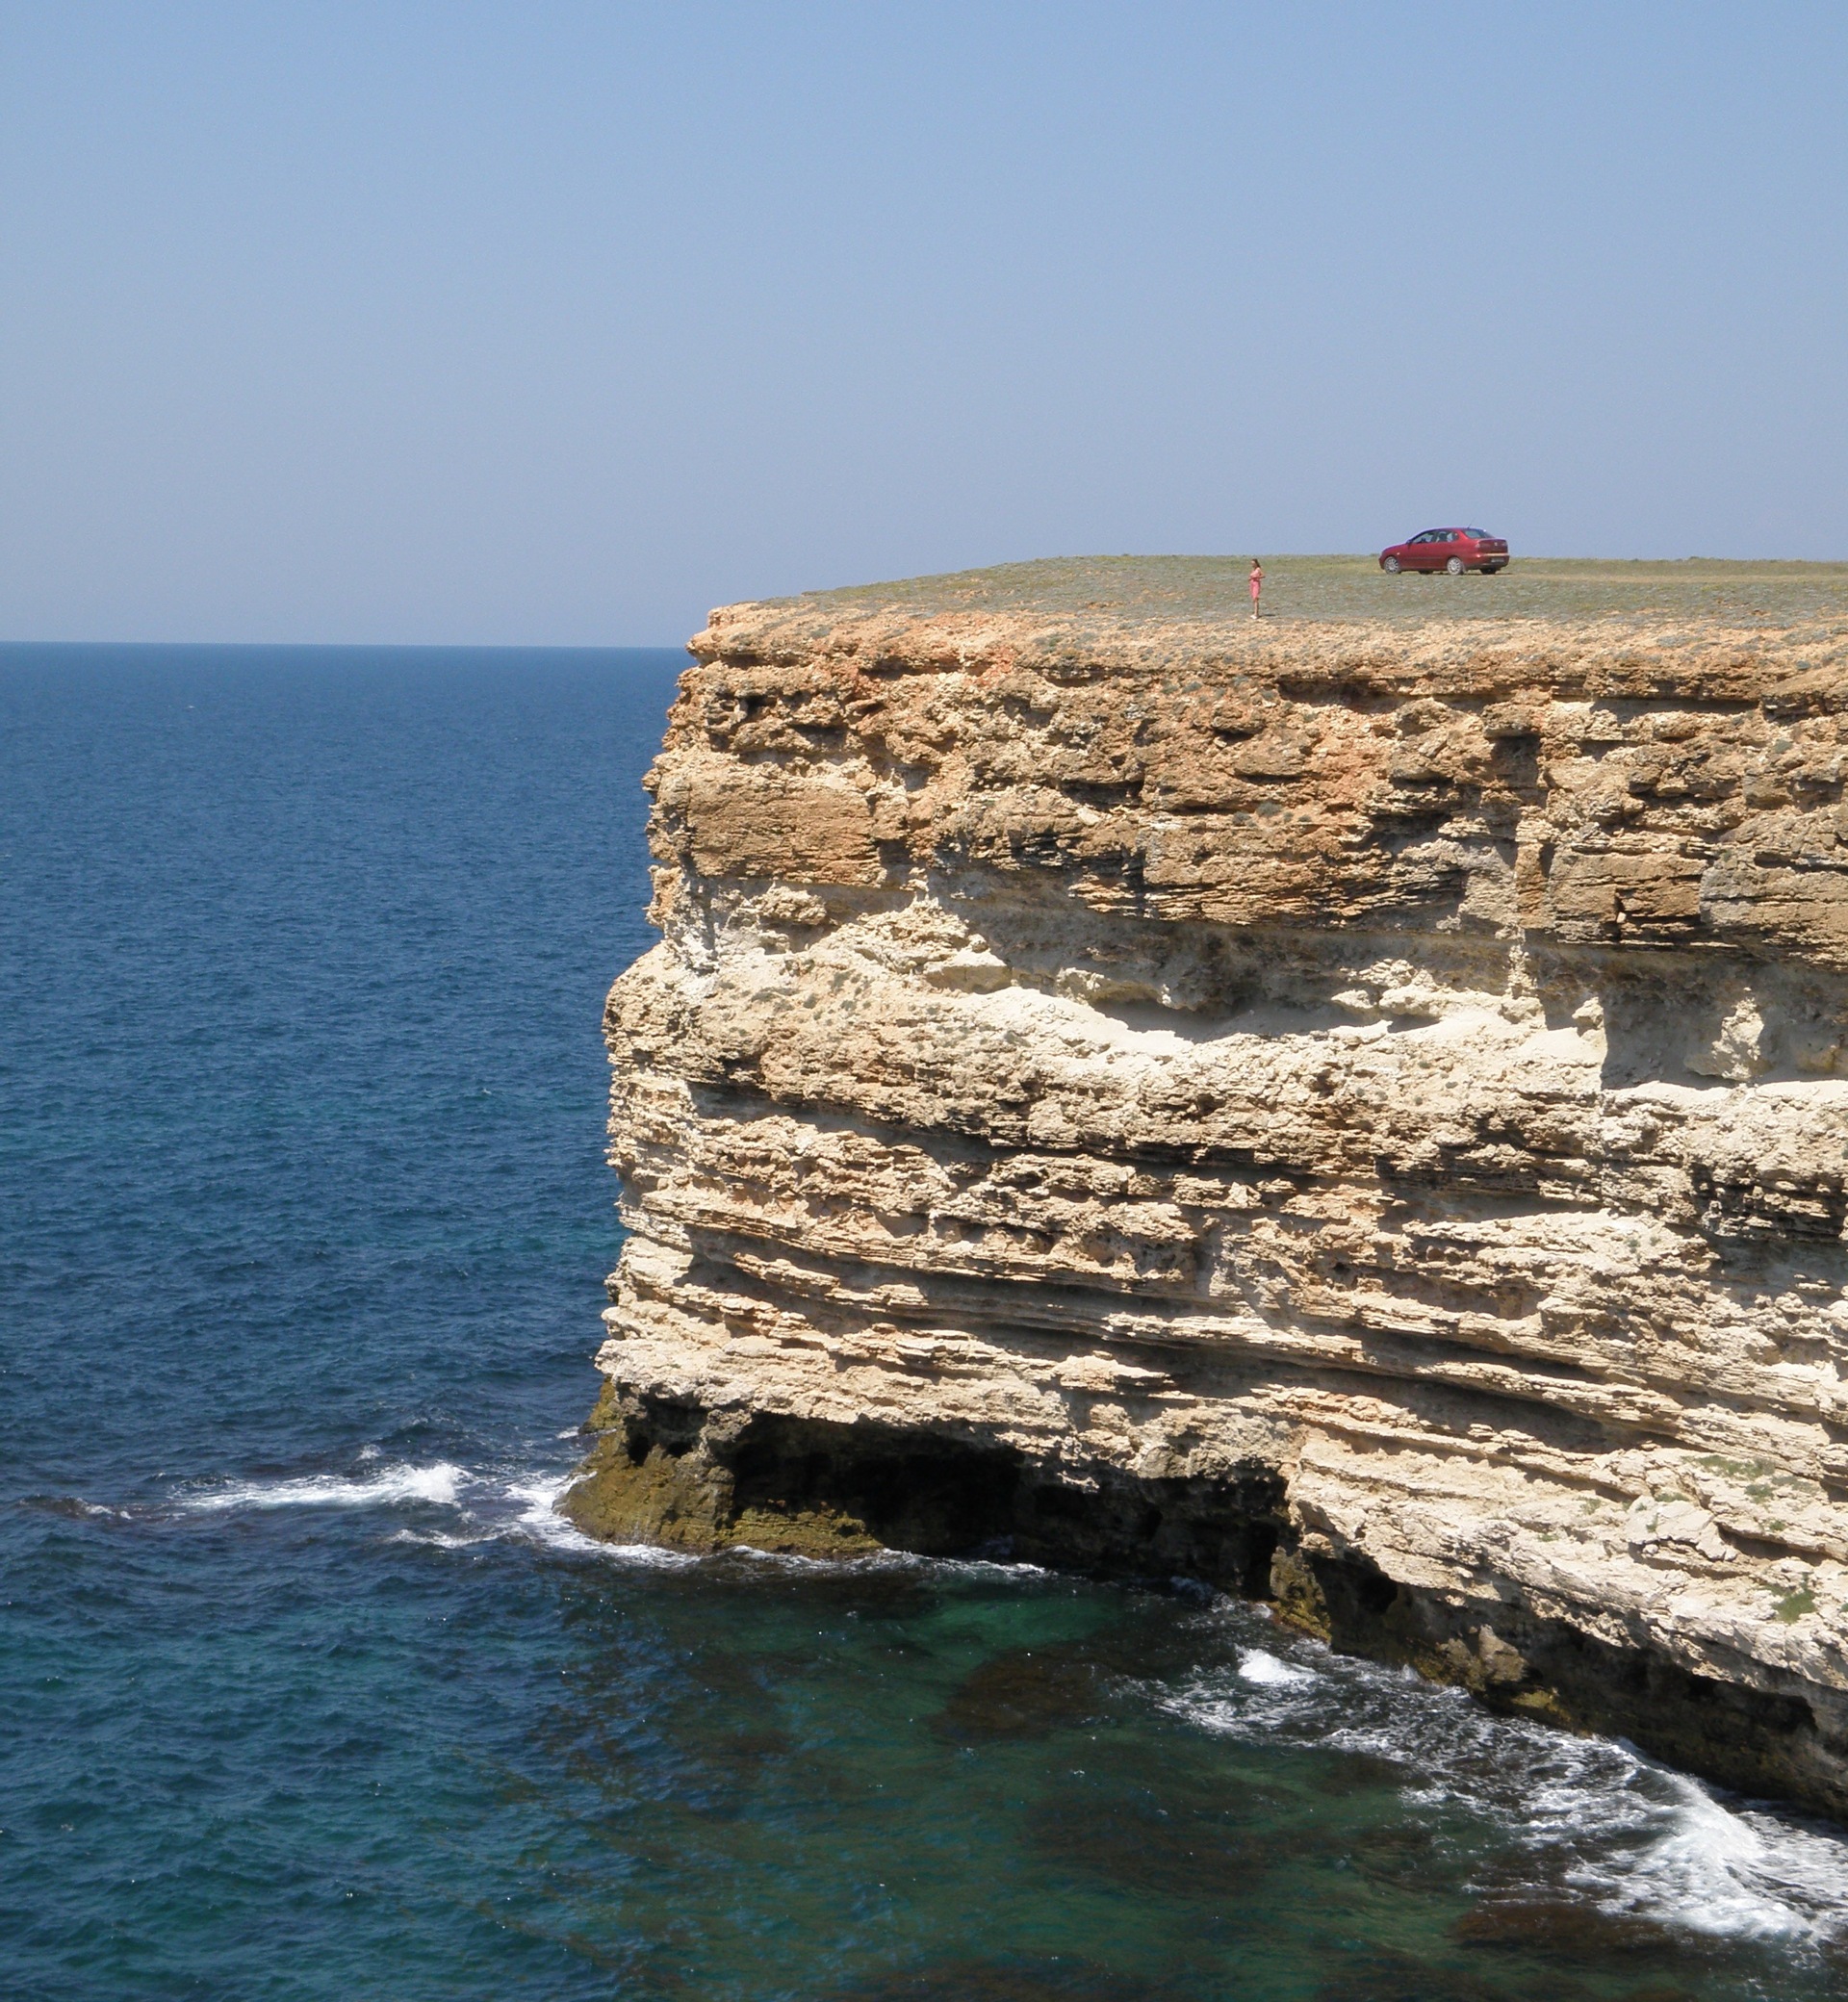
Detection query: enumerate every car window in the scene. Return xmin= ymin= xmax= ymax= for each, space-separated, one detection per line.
xmin=1409 ymin=532 xmax=1431 ymax=544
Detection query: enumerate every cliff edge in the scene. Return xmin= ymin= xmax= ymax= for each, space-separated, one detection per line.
xmin=566 ymin=555 xmax=1848 ymax=1816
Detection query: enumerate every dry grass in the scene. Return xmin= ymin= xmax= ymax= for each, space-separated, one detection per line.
xmin=783 ymin=553 xmax=1848 ymax=633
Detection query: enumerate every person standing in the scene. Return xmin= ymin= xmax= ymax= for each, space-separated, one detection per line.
xmin=1249 ymin=558 xmax=1264 ymax=618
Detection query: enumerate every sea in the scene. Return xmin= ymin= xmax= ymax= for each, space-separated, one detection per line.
xmin=4 ymin=643 xmax=1847 ymax=2002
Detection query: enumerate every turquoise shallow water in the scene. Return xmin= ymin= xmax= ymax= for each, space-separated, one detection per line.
xmin=4 ymin=646 xmax=1847 ymax=2002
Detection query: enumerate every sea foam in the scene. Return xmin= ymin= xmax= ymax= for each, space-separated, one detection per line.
xmin=186 ymin=1461 xmax=468 ymax=1511
xmin=1161 ymin=1618 xmax=1848 ymax=1946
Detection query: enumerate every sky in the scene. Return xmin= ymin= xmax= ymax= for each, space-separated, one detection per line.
xmin=2 ymin=3 xmax=1844 ymax=645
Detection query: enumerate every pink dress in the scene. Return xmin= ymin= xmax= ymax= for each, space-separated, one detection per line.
xmin=1249 ymin=570 xmax=1263 ymax=601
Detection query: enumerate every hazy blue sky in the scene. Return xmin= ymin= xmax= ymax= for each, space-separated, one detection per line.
xmin=3 ymin=4 xmax=1843 ymax=643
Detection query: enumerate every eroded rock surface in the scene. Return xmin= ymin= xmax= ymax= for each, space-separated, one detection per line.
xmin=566 ymin=567 xmax=1848 ymax=1815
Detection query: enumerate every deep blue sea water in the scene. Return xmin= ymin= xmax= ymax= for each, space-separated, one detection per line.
xmin=5 ymin=645 xmax=1848 ymax=2002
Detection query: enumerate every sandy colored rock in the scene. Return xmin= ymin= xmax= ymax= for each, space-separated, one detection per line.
xmin=566 ymin=558 xmax=1848 ymax=1816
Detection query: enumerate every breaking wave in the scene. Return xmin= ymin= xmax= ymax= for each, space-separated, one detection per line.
xmin=1159 ymin=1623 xmax=1848 ymax=1947
xmin=501 ymin=1472 xmax=697 ymax=1565
xmin=175 ymin=1456 xmax=699 ymax=1570
xmin=184 ymin=1460 xmax=470 ymax=1510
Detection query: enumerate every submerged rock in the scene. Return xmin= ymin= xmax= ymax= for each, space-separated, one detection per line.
xmin=566 ymin=557 xmax=1848 ymax=1819
xmin=933 ymin=1645 xmax=1109 ymax=1742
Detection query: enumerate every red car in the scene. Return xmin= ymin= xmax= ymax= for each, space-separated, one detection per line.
xmin=1379 ymin=527 xmax=1508 ymax=575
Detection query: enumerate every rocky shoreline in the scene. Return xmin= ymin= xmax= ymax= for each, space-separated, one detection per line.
xmin=565 ymin=558 xmax=1848 ymax=1818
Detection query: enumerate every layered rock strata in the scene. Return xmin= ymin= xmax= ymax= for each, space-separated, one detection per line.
xmin=567 ymin=570 xmax=1848 ymax=1816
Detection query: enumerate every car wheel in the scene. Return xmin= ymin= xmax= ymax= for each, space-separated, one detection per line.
xmin=1382 ymin=555 xmax=1400 ymax=574
xmin=1446 ymin=555 xmax=1465 ymax=575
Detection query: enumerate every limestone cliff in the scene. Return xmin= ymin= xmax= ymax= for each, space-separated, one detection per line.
xmin=566 ymin=557 xmax=1848 ymax=1817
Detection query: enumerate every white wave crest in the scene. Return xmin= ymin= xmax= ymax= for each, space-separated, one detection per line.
xmin=1572 ymin=1770 xmax=1848 ymax=1942
xmin=1238 ymin=1648 xmax=1316 ymax=1687
xmin=502 ymin=1474 xmax=697 ymax=1565
xmin=1159 ymin=1619 xmax=1848 ymax=1946
xmin=187 ymin=1461 xmax=468 ymax=1511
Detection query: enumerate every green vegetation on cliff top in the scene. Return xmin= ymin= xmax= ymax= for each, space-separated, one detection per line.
xmin=783 ymin=554 xmax=1848 ymax=632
